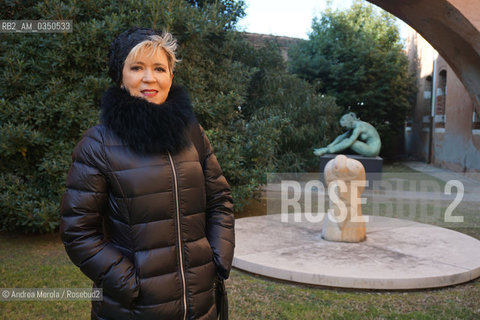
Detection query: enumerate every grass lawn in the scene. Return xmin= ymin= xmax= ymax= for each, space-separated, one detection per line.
xmin=0 ymin=232 xmax=91 ymax=319
xmin=0 ymin=232 xmax=479 ymax=319
xmin=1 ymin=163 xmax=479 ymax=319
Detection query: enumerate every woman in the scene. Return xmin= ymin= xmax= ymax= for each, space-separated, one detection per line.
xmin=60 ymin=27 xmax=235 ymax=320
xmin=313 ymin=112 xmax=381 ymax=157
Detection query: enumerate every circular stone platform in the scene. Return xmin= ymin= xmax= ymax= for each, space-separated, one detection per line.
xmin=233 ymin=214 xmax=480 ymax=289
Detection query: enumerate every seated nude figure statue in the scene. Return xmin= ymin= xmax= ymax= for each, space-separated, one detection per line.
xmin=314 ymin=112 xmax=381 ymax=157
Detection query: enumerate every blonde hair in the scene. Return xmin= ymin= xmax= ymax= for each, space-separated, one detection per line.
xmin=125 ymin=32 xmax=180 ymax=74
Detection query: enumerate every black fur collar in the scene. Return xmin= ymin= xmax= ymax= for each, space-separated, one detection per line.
xmin=100 ymin=84 xmax=196 ymax=155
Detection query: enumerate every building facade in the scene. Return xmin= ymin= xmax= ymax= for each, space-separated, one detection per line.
xmin=405 ymin=27 xmax=480 ymax=173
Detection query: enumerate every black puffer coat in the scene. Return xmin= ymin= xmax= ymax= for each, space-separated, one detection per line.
xmin=60 ymin=85 xmax=234 ymax=320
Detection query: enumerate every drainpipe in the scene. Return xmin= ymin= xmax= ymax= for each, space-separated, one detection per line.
xmin=428 ymin=56 xmax=437 ymax=164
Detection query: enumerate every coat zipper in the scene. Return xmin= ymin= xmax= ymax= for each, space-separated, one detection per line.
xmin=168 ymin=152 xmax=188 ymax=320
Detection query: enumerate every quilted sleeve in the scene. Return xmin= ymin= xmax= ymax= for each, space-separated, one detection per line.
xmin=201 ymin=128 xmax=235 ymax=279
xmin=60 ymin=126 xmax=139 ymax=306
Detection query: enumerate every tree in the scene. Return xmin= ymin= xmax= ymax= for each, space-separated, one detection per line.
xmin=0 ymin=0 xmax=256 ymax=232
xmin=289 ymin=0 xmax=415 ymax=157
xmin=238 ymin=41 xmax=342 ymax=172
xmin=1 ymin=0 xmax=341 ymax=233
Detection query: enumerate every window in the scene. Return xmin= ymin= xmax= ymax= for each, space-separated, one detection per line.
xmin=473 ymin=108 xmax=480 ymax=134
xmin=435 ymin=69 xmax=447 ymax=128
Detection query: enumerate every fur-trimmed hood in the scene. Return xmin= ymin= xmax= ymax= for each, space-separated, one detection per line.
xmin=100 ymin=84 xmax=196 ymax=155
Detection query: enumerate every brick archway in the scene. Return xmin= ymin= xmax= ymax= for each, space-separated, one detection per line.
xmin=368 ymin=0 xmax=480 ymax=115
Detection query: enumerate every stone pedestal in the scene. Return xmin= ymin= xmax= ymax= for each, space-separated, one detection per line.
xmin=319 ymin=154 xmax=383 ymax=188
xmin=233 ymin=214 xmax=480 ymax=289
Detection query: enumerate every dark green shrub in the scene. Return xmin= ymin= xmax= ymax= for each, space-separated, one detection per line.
xmin=0 ymin=0 xmax=254 ymax=232
xmin=239 ymin=41 xmax=342 ymax=172
xmin=1 ymin=0 xmax=340 ymax=232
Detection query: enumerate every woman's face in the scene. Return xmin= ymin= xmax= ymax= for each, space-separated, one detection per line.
xmin=121 ymin=48 xmax=173 ymax=105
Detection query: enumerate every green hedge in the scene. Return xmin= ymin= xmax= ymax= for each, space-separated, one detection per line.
xmin=0 ymin=0 xmax=340 ymax=233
